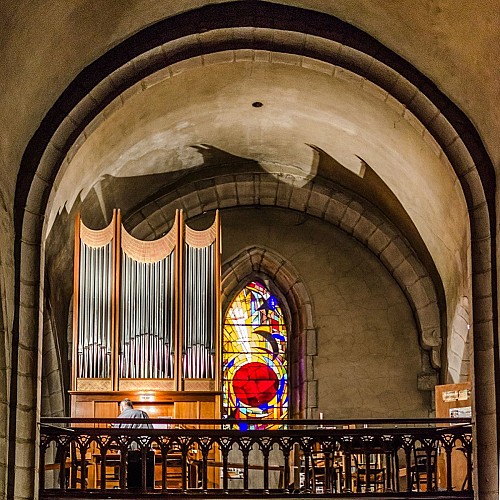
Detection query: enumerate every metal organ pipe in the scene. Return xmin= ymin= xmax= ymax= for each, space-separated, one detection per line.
xmin=118 ymin=251 xmax=175 ymax=379
xmin=96 ymin=246 xmax=102 ymax=378
xmin=77 ymin=241 xmax=113 ymax=379
xmin=92 ymin=246 xmax=97 ymax=378
xmin=78 ymin=241 xmax=83 ymax=377
xmin=183 ymin=242 xmax=215 ymax=379
xmin=75 ymin=211 xmax=219 ymax=387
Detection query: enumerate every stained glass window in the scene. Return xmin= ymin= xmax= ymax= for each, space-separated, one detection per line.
xmin=223 ymin=281 xmax=288 ymax=429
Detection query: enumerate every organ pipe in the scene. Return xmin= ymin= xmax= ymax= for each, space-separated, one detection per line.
xmin=72 ymin=209 xmax=221 ymax=390
xmin=72 ymin=211 xmax=116 ymax=383
xmin=119 ymin=215 xmax=178 ymax=380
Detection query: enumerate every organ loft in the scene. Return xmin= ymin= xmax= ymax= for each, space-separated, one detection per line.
xmin=70 ymin=209 xmax=222 ymax=421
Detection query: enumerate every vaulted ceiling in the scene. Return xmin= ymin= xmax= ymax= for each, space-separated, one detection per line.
xmin=1 ymin=0 xmax=497 ymax=377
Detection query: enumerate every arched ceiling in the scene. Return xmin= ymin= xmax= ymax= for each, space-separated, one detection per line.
xmin=45 ymin=53 xmax=468 ymax=323
xmin=0 ymin=0 xmax=498 ymax=202
xmin=0 ymin=2 xmax=493 ymax=321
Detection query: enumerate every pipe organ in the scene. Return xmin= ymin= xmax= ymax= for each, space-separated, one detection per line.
xmin=71 ymin=209 xmax=221 ymax=421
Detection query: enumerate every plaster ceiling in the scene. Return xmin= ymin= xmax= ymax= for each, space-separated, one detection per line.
xmin=46 ymin=57 xmax=468 ymax=313
xmin=1 ymin=0 xmax=498 ymax=203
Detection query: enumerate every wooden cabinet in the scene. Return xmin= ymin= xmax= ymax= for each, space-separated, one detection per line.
xmin=70 ymin=391 xmax=220 ymax=420
xmin=69 ymin=391 xmax=220 ymax=489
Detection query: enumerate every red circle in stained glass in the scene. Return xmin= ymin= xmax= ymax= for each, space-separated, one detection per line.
xmin=232 ymin=362 xmax=279 ymax=407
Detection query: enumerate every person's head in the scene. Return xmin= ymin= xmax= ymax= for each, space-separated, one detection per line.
xmin=119 ymin=398 xmax=134 ymax=413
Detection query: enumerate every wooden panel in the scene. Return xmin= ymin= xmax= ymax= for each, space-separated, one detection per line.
xmin=435 ymin=383 xmax=471 ymax=491
xmin=184 ymin=379 xmax=215 ymax=391
xmin=76 ymin=379 xmax=112 ymax=391
xmin=134 ymin=403 xmax=174 ymax=419
xmin=70 ymin=390 xmax=219 ymax=436
xmin=119 ymin=379 xmax=175 ymax=391
xmin=95 ymin=401 xmax=120 ymax=420
xmin=69 ymin=390 xmax=219 ymax=401
xmin=174 ymin=401 xmax=199 ymax=420
xmin=71 ymin=400 xmax=94 ymax=420
xmin=435 ymin=382 xmax=471 ymax=418
xmin=200 ymin=401 xmax=215 ymax=419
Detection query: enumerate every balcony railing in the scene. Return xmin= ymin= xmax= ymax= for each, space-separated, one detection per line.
xmin=39 ymin=418 xmax=472 ymax=498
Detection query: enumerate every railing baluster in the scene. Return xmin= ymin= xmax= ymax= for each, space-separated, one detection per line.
xmin=58 ymin=443 xmax=68 ymax=491
xmin=80 ymin=445 xmax=88 ymax=490
xmin=466 ymin=447 xmax=473 ymax=491
xmin=119 ymin=449 xmax=127 ymax=490
xmin=202 ymin=449 xmax=208 ymax=492
xmin=222 ymin=450 xmax=229 ymax=492
xmin=304 ymin=449 xmax=311 ymax=492
xmin=100 ymin=453 xmax=107 ymax=490
xmin=283 ymin=450 xmax=291 ymax=493
xmin=385 ymin=450 xmax=393 ymax=492
xmin=446 ymin=447 xmax=453 ymax=491
xmin=263 ymin=450 xmax=269 ymax=493
xmin=70 ymin=443 xmax=77 ymax=489
xmin=161 ymin=450 xmax=167 ymax=492
xmin=242 ymin=448 xmax=250 ymax=493
xmin=39 ymin=442 xmax=46 ymax=492
xmin=393 ymin=446 xmax=400 ymax=491
xmin=426 ymin=448 xmax=433 ymax=491
xmin=323 ymin=450 xmax=331 ymax=493
xmin=405 ymin=447 xmax=412 ymax=492
xmin=181 ymin=444 xmax=188 ymax=493
xmin=141 ymin=449 xmax=147 ymax=492
xmin=344 ymin=451 xmax=352 ymax=493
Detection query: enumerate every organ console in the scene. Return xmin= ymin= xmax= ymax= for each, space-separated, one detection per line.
xmin=70 ymin=209 xmax=222 ymax=422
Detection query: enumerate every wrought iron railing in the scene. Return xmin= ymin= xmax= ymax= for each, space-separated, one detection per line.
xmin=39 ymin=418 xmax=473 ymax=498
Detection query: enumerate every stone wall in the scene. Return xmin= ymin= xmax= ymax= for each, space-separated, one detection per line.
xmin=220 ymin=207 xmax=429 ymax=418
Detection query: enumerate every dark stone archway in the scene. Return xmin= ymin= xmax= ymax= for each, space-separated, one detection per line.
xmin=11 ymin=2 xmax=497 ymax=497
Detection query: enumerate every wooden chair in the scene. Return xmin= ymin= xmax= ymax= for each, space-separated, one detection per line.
xmin=311 ymin=450 xmax=343 ymax=493
xmin=352 ymin=454 xmax=386 ymax=492
xmin=410 ymin=447 xmax=438 ymax=491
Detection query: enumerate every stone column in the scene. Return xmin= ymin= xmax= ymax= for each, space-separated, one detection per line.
xmin=9 ymin=201 xmax=46 ymax=499
xmin=470 ymin=202 xmax=498 ymax=500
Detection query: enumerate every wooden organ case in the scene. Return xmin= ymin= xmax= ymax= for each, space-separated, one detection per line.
xmin=70 ymin=209 xmax=222 ymax=423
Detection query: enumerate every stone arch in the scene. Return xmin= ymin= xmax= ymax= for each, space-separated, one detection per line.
xmin=222 ymin=246 xmax=315 ymax=418
xmin=11 ymin=2 xmax=496 ymax=497
xmin=127 ymin=173 xmax=442 ymax=372
xmin=41 ymin=299 xmax=65 ymax=418
xmin=0 ymin=270 xmax=8 ymax=498
xmin=447 ymin=296 xmax=472 ymax=384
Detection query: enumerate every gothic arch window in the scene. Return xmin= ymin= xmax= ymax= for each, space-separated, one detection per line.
xmin=222 ymin=281 xmax=288 ymax=429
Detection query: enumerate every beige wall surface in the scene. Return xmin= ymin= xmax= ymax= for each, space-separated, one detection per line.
xmin=221 ymin=207 xmax=428 ymax=419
